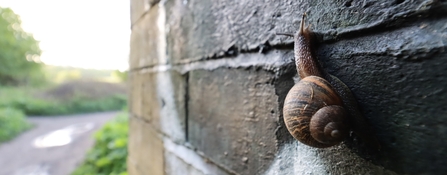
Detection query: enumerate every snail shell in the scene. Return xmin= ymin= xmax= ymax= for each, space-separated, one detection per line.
xmin=283 ymin=76 xmax=350 ymax=148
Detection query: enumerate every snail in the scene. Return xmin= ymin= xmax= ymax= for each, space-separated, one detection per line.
xmin=279 ymin=14 xmax=380 ymax=149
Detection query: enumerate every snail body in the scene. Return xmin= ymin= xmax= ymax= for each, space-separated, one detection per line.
xmin=281 ymin=14 xmax=379 ymax=149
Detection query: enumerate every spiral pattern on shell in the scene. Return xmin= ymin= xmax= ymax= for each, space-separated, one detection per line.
xmin=283 ymin=76 xmax=350 ymax=148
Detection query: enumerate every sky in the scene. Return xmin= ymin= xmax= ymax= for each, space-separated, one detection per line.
xmin=0 ymin=0 xmax=130 ymax=70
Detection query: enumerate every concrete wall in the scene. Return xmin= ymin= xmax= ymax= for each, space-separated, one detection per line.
xmin=128 ymin=0 xmax=447 ymax=174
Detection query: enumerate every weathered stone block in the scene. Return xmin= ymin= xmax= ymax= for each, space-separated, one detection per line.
xmin=265 ymin=142 xmax=398 ymax=175
xmin=156 ymin=70 xmax=187 ymax=143
xmin=129 ymin=72 xmax=143 ymax=117
xmin=129 ymin=4 xmax=164 ymax=70
xmin=128 ymin=116 xmax=164 ymax=175
xmin=165 ymin=0 xmax=446 ymax=63
xmin=130 ymin=0 xmax=149 ymax=25
xmin=188 ymin=67 xmax=278 ymax=174
xmin=140 ymin=71 xmax=160 ymax=127
xmin=130 ymin=0 xmax=160 ymax=25
xmin=137 ymin=69 xmax=187 ymax=142
xmin=165 ymin=152 xmax=205 ymax=175
xmin=314 ymin=18 xmax=447 ymax=174
xmin=164 ymin=138 xmax=229 ymax=175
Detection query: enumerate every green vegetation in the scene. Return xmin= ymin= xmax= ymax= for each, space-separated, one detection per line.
xmin=0 ymin=7 xmax=44 ymax=86
xmin=44 ymin=65 xmax=128 ymax=83
xmin=0 ymin=6 xmax=38 ymax=142
xmin=0 ymin=7 xmax=128 ymax=144
xmin=72 ymin=111 xmax=129 ymax=175
xmin=0 ymin=107 xmax=32 ymax=142
xmin=0 ymin=81 xmax=127 ymax=116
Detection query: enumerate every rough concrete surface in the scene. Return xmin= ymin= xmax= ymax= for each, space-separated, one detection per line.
xmin=164 ymin=0 xmax=447 ymax=63
xmin=188 ymin=68 xmax=278 ymax=175
xmin=163 ymin=138 xmax=229 ymax=175
xmin=265 ymin=141 xmax=398 ymax=175
xmin=129 ymin=0 xmax=447 ymax=174
xmin=129 ymin=71 xmax=143 ymax=118
xmin=127 ymin=116 xmax=165 ymax=175
xmin=314 ymin=17 xmax=447 ymax=174
xmin=129 ymin=4 xmax=163 ymax=69
xmin=0 ymin=112 xmax=117 ymax=175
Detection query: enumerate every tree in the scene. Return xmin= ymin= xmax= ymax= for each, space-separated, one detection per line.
xmin=0 ymin=7 xmax=43 ymax=86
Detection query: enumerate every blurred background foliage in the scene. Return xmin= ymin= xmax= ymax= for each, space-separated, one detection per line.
xmin=0 ymin=6 xmax=128 ymax=175
xmin=0 ymin=83 xmax=127 ymax=116
xmin=0 ymin=6 xmax=127 ymax=143
xmin=72 ymin=110 xmax=128 ymax=175
xmin=0 ymin=107 xmax=32 ymax=142
xmin=44 ymin=65 xmax=128 ymax=83
xmin=0 ymin=7 xmax=43 ymax=86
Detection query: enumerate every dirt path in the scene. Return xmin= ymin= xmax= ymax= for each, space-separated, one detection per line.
xmin=0 ymin=111 xmax=118 ymax=175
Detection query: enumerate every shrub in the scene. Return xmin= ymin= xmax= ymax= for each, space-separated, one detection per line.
xmin=72 ymin=111 xmax=128 ymax=175
xmin=0 ymin=107 xmax=31 ymax=142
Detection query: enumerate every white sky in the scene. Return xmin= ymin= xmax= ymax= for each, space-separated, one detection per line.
xmin=0 ymin=0 xmax=130 ymax=70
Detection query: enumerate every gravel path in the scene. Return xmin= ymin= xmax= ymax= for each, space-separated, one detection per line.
xmin=0 ymin=111 xmax=118 ymax=175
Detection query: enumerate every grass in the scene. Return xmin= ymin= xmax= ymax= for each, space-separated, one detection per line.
xmin=0 ymin=80 xmax=127 ymax=116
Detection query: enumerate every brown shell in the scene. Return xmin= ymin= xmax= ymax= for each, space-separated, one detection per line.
xmin=283 ymin=76 xmax=350 ymax=148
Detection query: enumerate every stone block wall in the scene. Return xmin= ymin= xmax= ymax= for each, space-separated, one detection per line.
xmin=128 ymin=0 xmax=447 ymax=174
